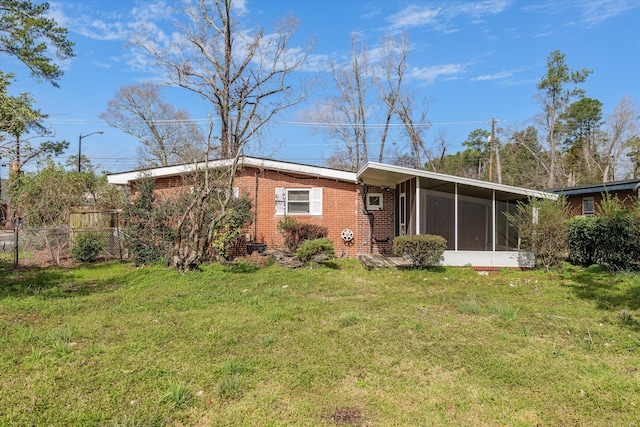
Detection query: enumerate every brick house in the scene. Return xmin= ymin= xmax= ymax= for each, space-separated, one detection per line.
xmin=108 ymin=156 xmax=557 ymax=268
xmin=552 ymin=179 xmax=640 ymax=217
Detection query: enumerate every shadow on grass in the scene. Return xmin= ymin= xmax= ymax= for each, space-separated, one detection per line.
xmin=566 ymin=269 xmax=640 ymax=313
xmin=227 ymin=262 xmax=260 ymax=274
xmin=315 ymin=261 xmax=340 ymax=270
xmin=0 ymin=262 xmax=126 ymax=300
xmin=422 ymin=266 xmax=447 ymax=273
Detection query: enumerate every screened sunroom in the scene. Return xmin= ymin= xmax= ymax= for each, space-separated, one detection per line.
xmin=357 ymin=162 xmax=557 ymax=269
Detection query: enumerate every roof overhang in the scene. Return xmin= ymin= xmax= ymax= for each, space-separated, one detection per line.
xmin=552 ymin=179 xmax=640 ymax=196
xmin=357 ymin=162 xmax=557 ymax=200
xmin=107 ymin=156 xmax=357 ymax=185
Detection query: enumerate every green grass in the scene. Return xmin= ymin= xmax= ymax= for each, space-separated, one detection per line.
xmin=1 ymin=260 xmax=639 ymax=426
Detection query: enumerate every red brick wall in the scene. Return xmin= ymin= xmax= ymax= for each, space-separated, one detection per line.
xmin=233 ymin=167 xmax=359 ymax=258
xmin=566 ymin=190 xmax=638 ymax=216
xmin=131 ymin=167 xmax=410 ymax=258
xmin=137 ymin=167 xmax=361 ymax=258
xmin=356 ymin=186 xmax=395 ymax=254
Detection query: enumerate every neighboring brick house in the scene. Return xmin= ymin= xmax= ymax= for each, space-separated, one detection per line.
xmin=108 ymin=156 xmax=557 ymax=269
xmin=552 ymin=179 xmax=640 ymax=216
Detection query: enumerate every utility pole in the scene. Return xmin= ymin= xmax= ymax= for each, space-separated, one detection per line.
xmin=488 ymin=118 xmax=496 ymax=182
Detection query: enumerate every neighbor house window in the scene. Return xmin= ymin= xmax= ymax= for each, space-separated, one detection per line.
xmin=366 ymin=193 xmax=383 ymax=211
xmin=275 ymin=188 xmax=322 ymax=215
xmin=582 ymin=197 xmax=595 ymax=216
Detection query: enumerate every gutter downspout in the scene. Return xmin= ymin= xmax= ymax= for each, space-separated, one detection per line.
xmin=361 ymin=184 xmax=374 ymax=254
xmin=253 ymin=171 xmax=259 ymax=242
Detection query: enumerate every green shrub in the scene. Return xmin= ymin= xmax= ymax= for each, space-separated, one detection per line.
xmin=567 ymin=216 xmax=599 ymax=266
xmin=278 ymin=216 xmax=328 ymax=252
xmin=211 ymin=197 xmax=253 ymax=260
xmin=568 ymin=198 xmax=640 ymax=271
xmin=506 ymin=197 xmax=575 ymax=271
xmin=71 ymin=231 xmax=103 ymax=262
xmin=392 ymin=234 xmax=447 ymax=268
xmin=296 ymin=238 xmax=335 ymax=262
xmin=124 ymin=177 xmax=175 ymax=266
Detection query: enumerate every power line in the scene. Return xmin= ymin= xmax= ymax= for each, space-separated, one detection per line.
xmin=42 ymin=117 xmax=490 ymax=128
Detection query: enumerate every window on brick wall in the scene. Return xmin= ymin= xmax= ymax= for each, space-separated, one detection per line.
xmin=366 ymin=193 xmax=383 ymax=211
xmin=582 ymin=197 xmax=595 ymax=216
xmin=275 ymin=188 xmax=322 ymax=215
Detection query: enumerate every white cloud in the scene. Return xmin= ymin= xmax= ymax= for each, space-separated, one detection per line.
xmin=409 ymin=64 xmax=465 ymax=85
xmin=387 ymin=0 xmax=511 ymax=31
xmin=361 ymin=3 xmax=383 ymax=20
xmin=578 ymin=0 xmax=639 ymax=27
xmin=521 ymin=0 xmax=639 ymax=28
xmin=46 ymin=2 xmax=70 ymax=28
xmin=233 ymin=0 xmax=250 ymax=16
xmin=471 ymin=70 xmax=513 ymax=82
xmin=534 ymin=31 xmax=553 ymax=38
xmin=91 ymin=60 xmax=111 ymax=69
xmin=57 ymin=0 xmax=171 ymax=42
xmin=387 ymin=5 xmax=441 ymax=30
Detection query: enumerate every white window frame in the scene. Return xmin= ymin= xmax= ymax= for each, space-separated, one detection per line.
xmin=366 ymin=193 xmax=383 ymax=211
xmin=582 ymin=197 xmax=595 ymax=217
xmin=275 ymin=188 xmax=322 ymax=216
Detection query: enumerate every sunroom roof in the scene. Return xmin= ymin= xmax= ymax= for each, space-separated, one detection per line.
xmin=357 ymin=162 xmax=557 ymax=200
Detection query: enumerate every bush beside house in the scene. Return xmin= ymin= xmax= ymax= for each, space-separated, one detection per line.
xmin=277 ymin=216 xmax=328 ymax=253
xmin=295 ymin=237 xmax=335 ymax=262
xmin=568 ymin=199 xmax=640 ymax=271
xmin=392 ymin=235 xmax=447 ymax=268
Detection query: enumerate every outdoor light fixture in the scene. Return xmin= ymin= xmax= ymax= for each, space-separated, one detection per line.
xmin=78 ymin=131 xmax=103 ymax=172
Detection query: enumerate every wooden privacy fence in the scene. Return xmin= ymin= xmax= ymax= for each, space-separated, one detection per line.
xmin=69 ymin=207 xmax=120 ymax=229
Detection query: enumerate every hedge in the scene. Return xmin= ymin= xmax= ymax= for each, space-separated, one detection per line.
xmin=392 ymin=234 xmax=447 ymax=268
xmin=568 ymin=208 xmax=640 ymax=271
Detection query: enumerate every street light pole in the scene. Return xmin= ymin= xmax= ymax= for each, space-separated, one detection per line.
xmin=78 ymin=131 xmax=103 ymax=172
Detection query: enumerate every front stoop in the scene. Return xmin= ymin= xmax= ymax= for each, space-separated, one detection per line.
xmin=358 ymin=253 xmax=414 ymax=270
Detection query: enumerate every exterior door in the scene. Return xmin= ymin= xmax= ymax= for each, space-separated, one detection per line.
xmin=399 ymin=192 xmax=406 ymax=236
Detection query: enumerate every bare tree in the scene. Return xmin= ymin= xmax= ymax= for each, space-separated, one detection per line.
xmin=306 ymin=32 xmax=416 ymax=171
xmin=307 ymin=32 xmax=370 ymax=171
xmin=598 ymin=96 xmax=640 ymax=181
xmin=376 ymin=34 xmax=408 ymax=163
xmin=395 ymin=94 xmax=431 ymax=168
xmin=133 ymin=0 xmax=311 ymax=271
xmin=100 ymin=82 xmax=205 ymax=167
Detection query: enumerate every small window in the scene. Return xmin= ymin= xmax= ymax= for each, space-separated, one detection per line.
xmin=366 ymin=193 xmax=383 ymax=211
xmin=582 ymin=197 xmax=595 ymax=216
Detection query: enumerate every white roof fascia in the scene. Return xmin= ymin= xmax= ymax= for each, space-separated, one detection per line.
xmin=357 ymin=162 xmax=558 ymax=200
xmin=107 ymin=156 xmax=357 ymax=185
xmin=240 ymin=157 xmax=356 ymax=182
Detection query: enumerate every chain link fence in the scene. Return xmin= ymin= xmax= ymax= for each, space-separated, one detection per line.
xmin=1 ymin=226 xmax=126 ymax=267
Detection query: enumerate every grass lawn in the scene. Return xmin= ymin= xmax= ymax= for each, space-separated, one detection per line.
xmin=0 ymin=258 xmax=639 ymax=426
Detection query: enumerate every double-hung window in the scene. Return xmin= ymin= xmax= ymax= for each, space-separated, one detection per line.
xmin=582 ymin=197 xmax=595 ymax=216
xmin=275 ymin=188 xmax=322 ymax=215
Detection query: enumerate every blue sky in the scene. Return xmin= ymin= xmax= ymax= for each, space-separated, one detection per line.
xmin=2 ymin=0 xmax=639 ymax=177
